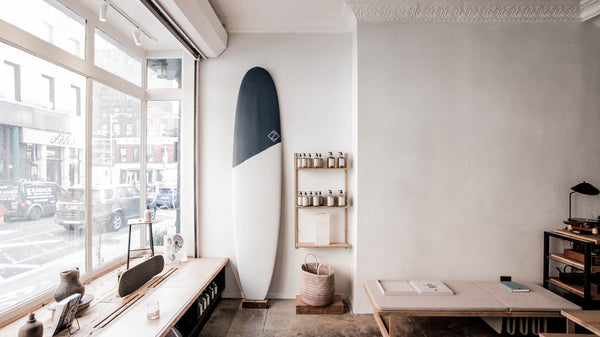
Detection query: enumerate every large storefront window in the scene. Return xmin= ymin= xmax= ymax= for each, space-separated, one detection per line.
xmin=91 ymin=82 xmax=142 ymax=268
xmin=147 ymin=59 xmax=182 ymax=89
xmin=0 ymin=0 xmax=85 ymax=59
xmin=94 ymin=29 xmax=142 ymax=86
xmin=0 ymin=42 xmax=86 ymax=313
xmin=147 ymin=100 xmax=181 ymax=239
xmin=0 ymin=1 xmax=193 ymax=323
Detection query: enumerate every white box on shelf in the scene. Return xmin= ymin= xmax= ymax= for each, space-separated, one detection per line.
xmin=315 ymin=212 xmax=330 ymax=245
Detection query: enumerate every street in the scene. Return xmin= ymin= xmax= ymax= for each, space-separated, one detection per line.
xmin=0 ymin=209 xmax=177 ymax=313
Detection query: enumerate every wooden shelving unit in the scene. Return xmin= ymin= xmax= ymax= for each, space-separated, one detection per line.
xmin=294 ymin=153 xmax=349 ymax=249
xmin=544 ymin=229 xmax=600 ymax=308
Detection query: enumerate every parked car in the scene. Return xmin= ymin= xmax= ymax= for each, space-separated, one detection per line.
xmin=0 ymin=181 xmax=64 ymax=221
xmin=55 ymin=185 xmax=156 ymax=232
xmin=155 ymin=187 xmax=178 ymax=208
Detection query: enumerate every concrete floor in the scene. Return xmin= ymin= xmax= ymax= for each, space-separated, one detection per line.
xmin=197 ymin=299 xmax=525 ymax=337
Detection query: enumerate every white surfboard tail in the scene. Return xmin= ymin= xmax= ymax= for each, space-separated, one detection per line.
xmin=232 ymin=143 xmax=282 ymax=300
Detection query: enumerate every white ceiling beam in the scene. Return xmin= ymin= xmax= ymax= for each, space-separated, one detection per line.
xmin=157 ymin=0 xmax=227 ymax=58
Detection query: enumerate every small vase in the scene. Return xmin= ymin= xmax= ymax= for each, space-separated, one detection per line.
xmin=54 ymin=267 xmax=85 ymax=302
xmin=18 ymin=312 xmax=43 ymax=337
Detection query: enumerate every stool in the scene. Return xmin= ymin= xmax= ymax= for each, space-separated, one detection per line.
xmin=126 ymin=219 xmax=155 ymax=269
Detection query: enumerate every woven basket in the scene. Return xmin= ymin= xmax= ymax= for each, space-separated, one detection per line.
xmin=300 ymin=253 xmax=335 ymax=307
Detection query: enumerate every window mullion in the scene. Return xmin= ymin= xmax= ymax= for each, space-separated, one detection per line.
xmin=84 ymin=19 xmax=94 ymax=273
xmin=85 ymin=77 xmax=93 ymax=273
xmin=139 ymin=57 xmax=148 ymax=248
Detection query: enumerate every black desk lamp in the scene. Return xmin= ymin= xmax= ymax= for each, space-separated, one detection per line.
xmin=569 ymin=181 xmax=599 ymax=220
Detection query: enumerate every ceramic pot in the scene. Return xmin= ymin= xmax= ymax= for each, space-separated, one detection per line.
xmin=18 ymin=312 xmax=43 ymax=337
xmin=54 ymin=267 xmax=85 ymax=302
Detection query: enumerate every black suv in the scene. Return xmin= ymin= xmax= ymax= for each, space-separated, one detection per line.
xmin=55 ymin=185 xmax=156 ymax=232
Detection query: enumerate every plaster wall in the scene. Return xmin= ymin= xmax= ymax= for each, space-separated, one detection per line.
xmin=197 ymin=33 xmax=353 ymax=299
xmin=353 ymin=22 xmax=600 ymax=313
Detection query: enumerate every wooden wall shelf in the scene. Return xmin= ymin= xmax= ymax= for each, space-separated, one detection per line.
xmin=549 ymin=253 xmax=600 ymax=273
xmin=294 ymin=153 xmax=349 ymax=249
xmin=548 ymin=277 xmax=600 ymax=301
xmin=295 ymin=242 xmax=350 ymax=249
xmin=297 ymin=167 xmax=348 ymax=170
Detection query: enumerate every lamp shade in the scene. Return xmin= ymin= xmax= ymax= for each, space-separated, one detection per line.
xmin=571 ymin=181 xmax=599 ymax=195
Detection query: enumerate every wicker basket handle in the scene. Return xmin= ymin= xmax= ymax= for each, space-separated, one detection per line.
xmin=304 ymin=253 xmax=318 ymax=266
xmin=316 ymin=263 xmax=333 ymax=276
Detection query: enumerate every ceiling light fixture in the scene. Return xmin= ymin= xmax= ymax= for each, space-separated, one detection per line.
xmin=98 ymin=1 xmax=157 ymax=47
xmin=132 ymin=29 xmax=142 ymax=46
xmin=99 ymin=1 xmax=108 ymax=22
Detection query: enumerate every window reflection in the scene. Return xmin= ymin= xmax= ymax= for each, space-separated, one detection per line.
xmin=0 ymin=42 xmax=85 ymax=314
xmin=147 ymin=101 xmax=180 ymax=236
xmin=91 ymin=82 xmax=144 ymax=268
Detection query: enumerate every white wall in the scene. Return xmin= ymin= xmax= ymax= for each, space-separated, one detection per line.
xmin=353 ymin=22 xmax=600 ymax=313
xmin=198 ymin=33 xmax=353 ymax=299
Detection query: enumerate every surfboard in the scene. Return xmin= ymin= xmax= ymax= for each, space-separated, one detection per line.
xmin=232 ymin=67 xmax=281 ymax=301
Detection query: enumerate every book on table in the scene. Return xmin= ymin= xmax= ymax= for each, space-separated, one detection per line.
xmin=409 ymin=280 xmax=454 ymax=296
xmin=376 ymin=280 xmax=453 ymax=296
xmin=376 ymin=280 xmax=418 ymax=295
xmin=500 ymin=281 xmax=530 ymax=292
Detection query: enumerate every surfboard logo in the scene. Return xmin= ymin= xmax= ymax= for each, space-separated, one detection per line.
xmin=267 ymin=130 xmax=280 ymax=143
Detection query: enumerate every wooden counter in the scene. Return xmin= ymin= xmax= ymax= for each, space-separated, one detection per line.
xmin=1 ymin=257 xmax=228 ymax=337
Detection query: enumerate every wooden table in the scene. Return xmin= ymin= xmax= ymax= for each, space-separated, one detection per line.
xmin=562 ymin=309 xmax=600 ymax=335
xmin=1 ymin=257 xmax=228 ymax=337
xmin=364 ymin=281 xmax=579 ymax=337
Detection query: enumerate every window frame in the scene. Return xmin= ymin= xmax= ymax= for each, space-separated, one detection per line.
xmin=4 ymin=60 xmax=21 ymax=101
xmin=41 ymin=74 xmax=55 ymax=110
xmin=0 ymin=2 xmax=196 ymax=324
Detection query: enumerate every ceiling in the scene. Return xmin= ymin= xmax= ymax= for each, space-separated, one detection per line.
xmin=209 ymin=0 xmax=600 ymax=33
xmin=70 ymin=0 xmax=600 ymax=53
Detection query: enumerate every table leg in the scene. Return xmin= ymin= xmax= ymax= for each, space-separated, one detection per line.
xmin=373 ymin=314 xmax=389 ymax=337
xmin=566 ymin=318 xmax=576 ymax=333
xmin=388 ymin=315 xmax=397 ymax=337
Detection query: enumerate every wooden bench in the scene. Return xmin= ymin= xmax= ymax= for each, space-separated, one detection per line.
xmin=364 ymin=280 xmax=581 ymax=337
xmin=562 ymin=309 xmax=600 ymax=335
xmin=1 ymin=257 xmax=228 ymax=337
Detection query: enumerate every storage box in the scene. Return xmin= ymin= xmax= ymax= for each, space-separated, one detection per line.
xmin=564 ymin=249 xmax=600 ymax=265
xmin=315 ymin=213 xmax=330 ymax=246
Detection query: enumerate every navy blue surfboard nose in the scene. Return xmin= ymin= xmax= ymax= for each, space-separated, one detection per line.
xmin=233 ymin=67 xmax=281 ymax=168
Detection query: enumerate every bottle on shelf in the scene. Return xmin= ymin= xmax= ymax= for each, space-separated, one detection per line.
xmin=301 ymin=153 xmax=308 ymax=168
xmin=307 ymin=153 xmax=312 ymax=168
xmin=327 ymin=190 xmax=335 ymax=207
xmin=337 ymin=190 xmax=346 ymax=206
xmin=297 ymin=191 xmax=303 ymax=206
xmin=296 ymin=153 xmax=302 ymax=168
xmin=308 ymin=192 xmax=313 ymax=206
xmin=313 ymin=153 xmax=321 ymax=168
xmin=337 ymin=152 xmax=345 ymax=168
xmin=327 ymin=152 xmax=336 ymax=168
xmin=302 ymin=192 xmax=309 ymax=207
xmin=312 ymin=191 xmax=321 ymax=206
